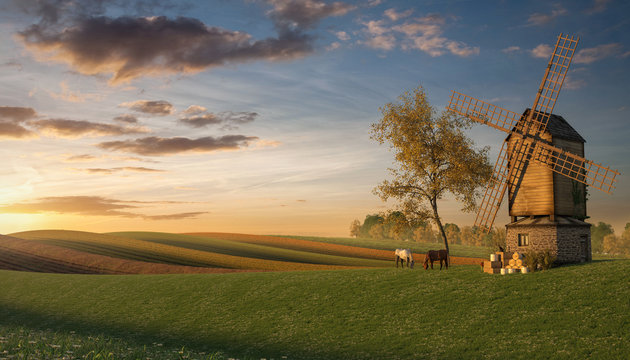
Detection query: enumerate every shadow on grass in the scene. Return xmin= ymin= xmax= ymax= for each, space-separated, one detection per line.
xmin=0 ymin=302 xmax=338 ymax=360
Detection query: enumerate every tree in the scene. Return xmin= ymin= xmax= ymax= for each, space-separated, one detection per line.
xmin=349 ymin=219 xmax=361 ymax=238
xmin=370 ymin=86 xmax=492 ymax=255
xmin=360 ymin=214 xmax=384 ymax=238
xmin=369 ymin=223 xmax=385 ymax=240
xmin=444 ymin=223 xmax=461 ymax=245
xmin=591 ymin=222 xmax=614 ymax=253
xmin=385 ymin=211 xmax=412 ymax=241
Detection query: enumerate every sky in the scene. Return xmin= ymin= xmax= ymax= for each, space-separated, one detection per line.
xmin=0 ymin=0 xmax=628 ymax=237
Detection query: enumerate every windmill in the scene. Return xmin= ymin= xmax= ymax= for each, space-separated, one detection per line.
xmin=447 ymin=33 xmax=620 ymax=263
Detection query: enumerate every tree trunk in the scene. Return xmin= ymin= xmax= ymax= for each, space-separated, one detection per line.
xmin=431 ymin=200 xmax=450 ymax=257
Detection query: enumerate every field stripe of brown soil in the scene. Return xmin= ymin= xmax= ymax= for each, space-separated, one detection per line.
xmin=185 ymin=233 xmax=485 ymax=265
xmin=0 ymin=235 xmax=258 ymax=275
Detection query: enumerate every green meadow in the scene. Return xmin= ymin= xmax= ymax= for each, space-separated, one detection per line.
xmin=1 ymin=260 xmax=629 ymax=359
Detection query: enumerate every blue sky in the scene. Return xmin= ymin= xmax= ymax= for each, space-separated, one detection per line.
xmin=0 ymin=0 xmax=628 ymax=236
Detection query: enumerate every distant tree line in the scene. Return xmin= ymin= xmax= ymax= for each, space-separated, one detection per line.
xmin=349 ymin=212 xmax=506 ymax=250
xmin=591 ymin=222 xmax=630 ymax=256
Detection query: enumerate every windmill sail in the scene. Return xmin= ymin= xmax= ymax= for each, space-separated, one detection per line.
xmin=527 ymin=33 xmax=579 ymax=135
xmin=448 ymin=91 xmax=519 ymax=134
xmin=532 ymin=141 xmax=620 ymax=193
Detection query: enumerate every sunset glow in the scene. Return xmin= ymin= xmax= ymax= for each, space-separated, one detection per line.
xmin=0 ymin=0 xmax=628 ymax=235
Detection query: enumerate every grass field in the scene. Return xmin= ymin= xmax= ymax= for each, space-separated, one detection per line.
xmin=1 ymin=260 xmax=629 ymax=359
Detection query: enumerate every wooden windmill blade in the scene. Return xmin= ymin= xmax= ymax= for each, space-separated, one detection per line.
xmin=475 ymin=141 xmax=511 ymax=232
xmin=526 ymin=33 xmax=579 ymax=134
xmin=532 ymin=141 xmax=620 ymax=193
xmin=476 ymin=136 xmax=534 ymax=232
xmin=447 ymin=91 xmax=520 ymax=134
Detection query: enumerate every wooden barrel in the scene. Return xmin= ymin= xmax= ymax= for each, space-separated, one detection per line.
xmin=490 ymin=254 xmax=497 ymax=262
xmin=521 ymin=267 xmax=529 ymax=274
xmin=500 ymin=268 xmax=507 ymax=275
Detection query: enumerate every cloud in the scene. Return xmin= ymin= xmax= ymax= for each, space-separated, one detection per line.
xmin=182 ymin=105 xmax=208 ymax=115
xmin=531 ymin=44 xmax=552 ymax=58
xmin=0 ymin=106 xmax=39 ymax=139
xmin=334 ymin=31 xmax=350 ymax=41
xmin=119 ymin=100 xmax=174 ymax=115
xmin=48 ymin=81 xmax=102 ymax=102
xmin=563 ymin=75 xmax=586 ymax=90
xmin=585 ymin=0 xmax=611 ymax=14
xmin=97 ymin=135 xmax=260 ymax=156
xmin=0 ymin=106 xmax=37 ymax=121
xmin=74 ymin=166 xmax=165 ymax=174
xmin=502 ymin=46 xmax=521 ymax=54
xmin=178 ymin=113 xmax=221 ymax=128
xmin=326 ymin=41 xmax=341 ymax=51
xmin=359 ymin=13 xmax=479 ymax=57
xmin=0 ymin=122 xmax=38 ymax=139
xmin=574 ymin=43 xmax=623 ymax=64
xmin=30 ymin=119 xmax=149 ymax=138
xmin=267 ymin=0 xmax=356 ymax=30
xmin=384 ymin=8 xmax=413 ymax=21
xmin=17 ymin=15 xmax=315 ymax=85
xmin=64 ymin=154 xmax=99 ymax=162
xmin=179 ymin=111 xmax=258 ymax=128
xmin=113 ymin=114 xmax=139 ymax=123
xmin=0 ymin=195 xmax=206 ymax=220
xmin=526 ymin=5 xmax=567 ymax=26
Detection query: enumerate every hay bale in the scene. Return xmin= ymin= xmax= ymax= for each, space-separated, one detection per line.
xmin=500 ymin=268 xmax=507 ymax=275
xmin=512 ymin=252 xmax=522 ymax=260
xmin=516 ymin=259 xmax=523 ymax=267
xmin=507 ymin=268 xmax=515 ymax=274
xmin=484 ymin=261 xmax=502 ymax=269
xmin=508 ymin=259 xmax=516 ymax=267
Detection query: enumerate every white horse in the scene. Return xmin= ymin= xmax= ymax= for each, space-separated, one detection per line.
xmin=395 ymin=248 xmax=414 ymax=269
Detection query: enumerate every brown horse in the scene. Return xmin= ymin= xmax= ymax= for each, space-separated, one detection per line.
xmin=423 ymin=249 xmax=448 ymax=270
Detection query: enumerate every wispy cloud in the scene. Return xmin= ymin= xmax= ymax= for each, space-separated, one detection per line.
xmin=119 ymin=100 xmax=174 ymax=116
xmin=0 ymin=106 xmax=38 ymax=139
xmin=359 ymin=12 xmax=479 ymax=57
xmin=113 ymin=114 xmax=139 ymax=124
xmin=73 ymin=167 xmax=166 ymax=174
xmin=179 ymin=110 xmax=258 ymax=129
xmin=47 ymin=81 xmax=102 ymax=103
xmin=574 ymin=43 xmax=623 ymax=64
xmin=30 ymin=119 xmax=149 ymax=138
xmin=502 ymin=46 xmax=521 ymax=54
xmin=526 ymin=4 xmax=567 ymax=26
xmin=97 ymin=135 xmax=261 ymax=156
xmin=0 ymin=196 xmax=206 ymax=220
xmin=585 ymin=0 xmax=611 ymax=14
xmin=267 ymin=0 xmax=356 ymax=30
xmin=531 ymin=44 xmax=552 ymax=58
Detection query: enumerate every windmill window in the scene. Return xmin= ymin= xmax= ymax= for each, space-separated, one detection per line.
xmin=518 ymin=233 xmax=530 ymax=246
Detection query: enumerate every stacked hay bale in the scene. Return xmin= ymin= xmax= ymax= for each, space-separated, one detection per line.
xmin=504 ymin=252 xmax=529 ymax=273
xmin=484 ymin=251 xmax=530 ymax=274
xmin=483 ymin=252 xmax=503 ymax=274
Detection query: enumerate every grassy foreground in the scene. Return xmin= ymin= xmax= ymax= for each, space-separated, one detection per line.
xmin=1 ymin=260 xmax=629 ymax=359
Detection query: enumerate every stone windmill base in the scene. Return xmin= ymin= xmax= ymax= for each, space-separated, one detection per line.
xmin=506 ymin=216 xmax=592 ymax=264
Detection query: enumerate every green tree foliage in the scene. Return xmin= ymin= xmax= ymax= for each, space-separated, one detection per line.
xmin=384 ymin=211 xmax=413 ymax=241
xmin=444 ymin=223 xmax=461 ymax=244
xmin=360 ymin=214 xmax=384 ymax=238
xmin=591 ymin=222 xmax=614 ymax=253
xmin=349 ymin=219 xmax=361 ymax=238
xmin=370 ymin=86 xmax=493 ymax=254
